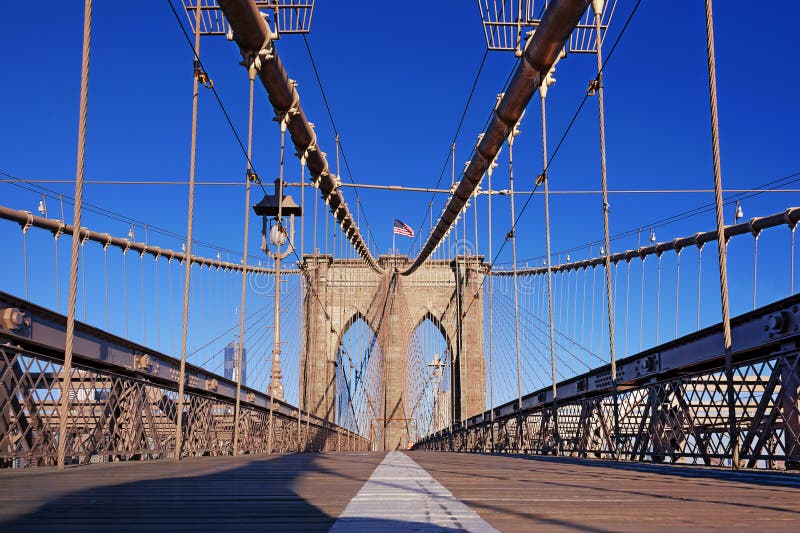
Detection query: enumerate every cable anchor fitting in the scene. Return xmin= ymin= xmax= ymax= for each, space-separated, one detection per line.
xmin=21 ymin=212 xmax=33 ymax=234
xmin=52 ymin=222 xmax=64 ymax=241
xmin=246 ymin=168 xmax=261 ymax=185
xmin=251 ymin=38 xmax=275 ymax=72
xmin=193 ymin=60 xmax=213 ymax=89
xmin=587 ymin=78 xmax=601 ymax=96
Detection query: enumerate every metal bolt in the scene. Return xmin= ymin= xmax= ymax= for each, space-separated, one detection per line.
xmin=0 ymin=308 xmax=25 ymax=330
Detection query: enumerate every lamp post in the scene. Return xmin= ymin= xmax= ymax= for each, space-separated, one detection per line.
xmin=253 ymin=178 xmax=302 ymax=401
xmin=428 ymin=353 xmax=445 ymax=433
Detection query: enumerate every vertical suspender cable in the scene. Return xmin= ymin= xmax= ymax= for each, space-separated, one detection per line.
xmin=508 ymin=126 xmax=523 ymax=451
xmin=449 ymin=143 xmax=456 ymax=443
xmin=472 ymin=188 xmax=479 ymax=258
xmin=581 ymin=264 xmax=588 ymax=349
xmin=168 ymin=257 xmax=174 ymax=352
xmin=334 ymin=134 xmax=340 ymax=258
xmin=592 ymin=0 xmax=620 ymax=457
xmin=268 ymin=118 xmax=288 ymax=453
xmin=487 ymin=166 xmax=494 ymax=453
xmin=675 ymin=250 xmax=681 ymax=339
xmin=753 ymin=234 xmax=759 ymax=309
xmin=155 ymin=256 xmax=161 ymax=348
xmin=696 ymin=245 xmax=703 ymax=330
xmin=703 ymin=0 xmax=738 ymax=469
xmin=22 ymin=221 xmax=31 ymax=300
xmin=540 ymin=82 xmax=560 ymax=453
xmin=233 ymin=56 xmax=257 ymax=456
xmin=656 ymin=253 xmax=662 ymax=344
xmin=624 ymin=259 xmax=630 ymax=355
xmin=175 ymin=4 xmax=202 ymax=460
xmin=81 ymin=239 xmax=87 ymax=321
xmin=198 ymin=264 xmax=204 ymax=362
xmin=298 ymin=154 xmax=306 ymax=450
xmin=590 ymin=260 xmax=596 ymax=353
xmin=57 ymin=0 xmax=91 ymax=469
xmin=141 ymin=252 xmax=147 ymax=344
xmin=313 ymin=175 xmax=318 ymax=254
xmin=54 ymin=230 xmax=61 ymax=312
xmin=123 ymin=247 xmax=129 ymax=337
xmin=788 ymin=223 xmax=797 ymax=296
xmin=639 ymin=256 xmax=645 ymax=351
xmin=300 ymin=157 xmax=306 ymax=256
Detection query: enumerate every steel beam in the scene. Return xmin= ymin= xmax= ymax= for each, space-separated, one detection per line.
xmin=216 ymin=0 xmax=382 ymax=273
xmin=492 ymin=206 xmax=800 ymax=277
xmin=0 ymin=204 xmax=298 ymax=275
xmin=0 ymin=290 xmax=359 ymax=441
xmin=436 ymin=292 xmax=800 ymax=431
xmin=404 ymin=0 xmax=592 ymax=275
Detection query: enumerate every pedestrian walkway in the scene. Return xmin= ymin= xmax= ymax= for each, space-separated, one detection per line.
xmin=330 ymin=452 xmax=498 ymax=532
xmin=3 ymin=451 xmax=800 ymax=531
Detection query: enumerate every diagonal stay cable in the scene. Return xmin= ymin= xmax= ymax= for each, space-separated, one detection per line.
xmin=406 ymin=48 xmax=490 ymax=254
xmin=166 ymin=0 xmax=267 ymax=196
xmin=301 ymin=35 xmax=378 ymax=255
xmin=459 ymin=0 xmax=645 ymax=325
xmin=407 ymin=1 xmax=550 ymax=258
xmin=0 ymin=169 xmax=267 ymax=261
xmin=515 ymin=170 xmax=800 ymax=265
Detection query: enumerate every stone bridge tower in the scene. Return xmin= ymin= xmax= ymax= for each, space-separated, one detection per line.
xmin=299 ymin=254 xmax=486 ymax=450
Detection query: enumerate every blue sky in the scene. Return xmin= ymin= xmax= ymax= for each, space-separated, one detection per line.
xmin=1 ymin=1 xmax=798 ymax=405
xmin=1 ymin=1 xmax=797 ymax=265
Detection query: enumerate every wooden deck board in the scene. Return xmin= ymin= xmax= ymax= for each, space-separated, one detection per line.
xmin=3 ymin=452 xmax=800 ymax=531
xmin=410 ymin=452 xmax=800 ymax=532
xmin=0 ymin=452 xmax=385 ymax=532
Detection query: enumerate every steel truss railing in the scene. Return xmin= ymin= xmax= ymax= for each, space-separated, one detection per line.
xmin=0 ymin=291 xmax=367 ymax=467
xmin=415 ymin=293 xmax=800 ymax=470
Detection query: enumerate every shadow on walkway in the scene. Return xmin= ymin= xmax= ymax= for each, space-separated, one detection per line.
xmin=1 ymin=452 xmax=453 ymax=532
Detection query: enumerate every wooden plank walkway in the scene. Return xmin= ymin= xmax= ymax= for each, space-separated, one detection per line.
xmin=330 ymin=451 xmax=497 ymax=531
xmin=0 ymin=452 xmax=384 ymax=531
xmin=412 ymin=452 xmax=800 ymax=532
xmin=2 ymin=452 xmax=800 ymax=531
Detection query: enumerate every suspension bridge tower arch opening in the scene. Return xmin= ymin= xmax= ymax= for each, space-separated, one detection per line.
xmin=300 ymin=254 xmax=487 ymax=450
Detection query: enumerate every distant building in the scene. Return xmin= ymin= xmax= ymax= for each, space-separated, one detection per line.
xmin=223 ymin=342 xmax=247 ymax=386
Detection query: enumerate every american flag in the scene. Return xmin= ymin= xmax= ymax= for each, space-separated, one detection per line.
xmin=393 ymin=219 xmax=415 ymax=238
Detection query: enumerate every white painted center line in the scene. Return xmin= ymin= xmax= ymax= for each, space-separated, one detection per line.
xmin=330 ymin=451 xmax=498 ymax=532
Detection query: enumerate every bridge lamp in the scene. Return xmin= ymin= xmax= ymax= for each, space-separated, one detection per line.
xmin=735 ymin=201 xmax=744 ymax=223
xmin=650 ymin=228 xmax=657 ymax=244
xmin=252 ymin=179 xmax=302 ymax=402
xmin=37 ymin=196 xmax=47 ymax=217
xmin=252 ymin=179 xmax=302 ymax=253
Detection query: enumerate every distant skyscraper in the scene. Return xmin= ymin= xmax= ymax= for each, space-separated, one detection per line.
xmin=223 ymin=342 xmax=247 ymax=386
